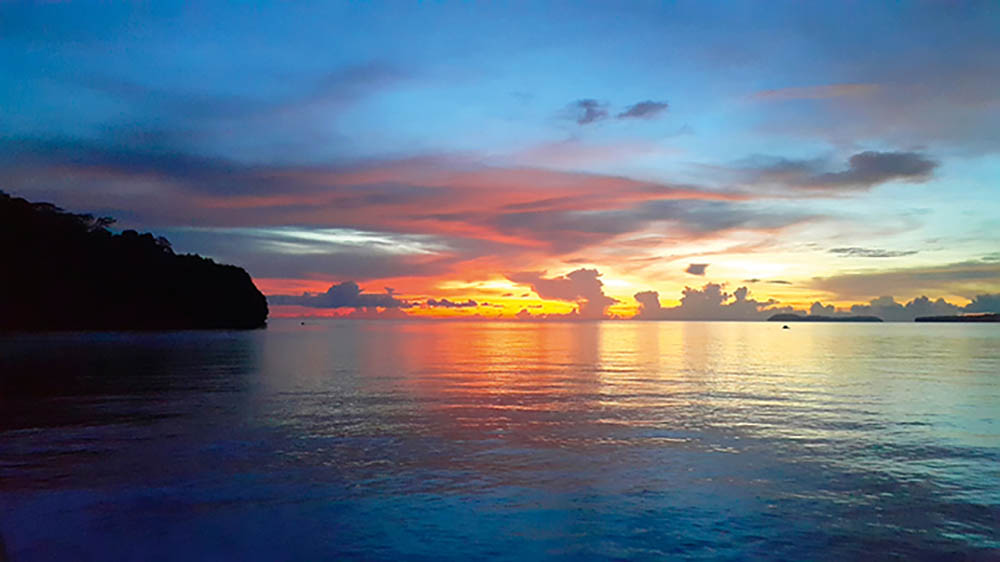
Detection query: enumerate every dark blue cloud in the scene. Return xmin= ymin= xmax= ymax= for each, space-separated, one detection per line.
xmin=572 ymin=99 xmax=608 ymax=125
xmin=746 ymin=151 xmax=938 ymax=190
xmin=617 ymin=100 xmax=668 ymax=120
xmin=685 ymin=263 xmax=708 ymax=275
xmin=426 ymin=298 xmax=478 ymax=308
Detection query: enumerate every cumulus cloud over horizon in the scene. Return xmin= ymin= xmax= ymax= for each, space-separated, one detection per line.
xmin=634 ymin=282 xmax=1000 ymax=322
xmin=507 ymin=268 xmax=617 ymax=318
xmin=846 ymin=295 xmax=960 ymax=321
xmin=634 ymin=283 xmax=793 ymax=321
xmin=269 ymin=281 xmax=412 ymax=309
xmin=797 ymin=294 xmax=1000 ymax=322
xmin=796 ymin=293 xmax=1000 ymax=321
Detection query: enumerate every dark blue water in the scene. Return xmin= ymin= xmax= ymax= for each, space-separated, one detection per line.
xmin=1 ymin=320 xmax=998 ymax=560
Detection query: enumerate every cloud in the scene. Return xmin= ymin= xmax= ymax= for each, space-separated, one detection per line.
xmin=685 ymin=263 xmax=709 ymax=275
xmin=507 ymin=268 xmax=617 ymax=318
xmin=749 ymin=56 xmax=1000 ymax=153
xmin=811 ymin=151 xmax=937 ymax=189
xmin=810 ymin=260 xmax=1000 ymax=299
xmin=753 ymin=83 xmax=879 ymax=101
xmin=3 ymin=138 xmax=777 ymax=282
xmin=633 ymin=291 xmax=662 ymax=316
xmin=76 ymin=62 xmax=408 ymax=127
xmin=504 ymin=139 xmax=669 ymax=168
xmin=846 ymin=295 xmax=962 ymax=321
xmin=617 ymin=100 xmax=669 ymax=120
xmin=635 ymin=284 xmax=1000 ymax=322
xmin=746 ymin=151 xmax=938 ymax=191
xmin=829 ymin=247 xmax=919 ymax=258
xmin=634 ymin=283 xmax=793 ymax=320
xmin=426 ymin=298 xmax=478 ymax=308
xmin=810 ymin=302 xmax=836 ymax=316
xmin=157 ymin=226 xmax=459 ymax=281
xmin=572 ymin=99 xmax=609 ymax=125
xmin=801 ymin=293 xmax=1000 ymax=321
xmin=469 ymin=197 xmax=796 ymax=254
xmin=964 ymin=294 xmax=1000 ymax=313
xmin=637 ymin=200 xmax=815 ymax=234
xmin=268 ymin=281 xmax=412 ymax=309
xmin=507 ymin=199 xmax=812 ymax=253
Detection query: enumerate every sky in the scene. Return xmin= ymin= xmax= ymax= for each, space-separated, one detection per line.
xmin=3 ymin=1 xmax=999 ymax=320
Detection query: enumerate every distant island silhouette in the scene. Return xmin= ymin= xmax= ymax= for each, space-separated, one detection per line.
xmin=768 ymin=313 xmax=883 ymax=323
xmin=1 ymin=192 xmax=268 ymax=331
xmin=914 ymin=314 xmax=999 ymax=323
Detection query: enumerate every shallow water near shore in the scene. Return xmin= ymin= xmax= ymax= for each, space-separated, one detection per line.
xmin=1 ymin=320 xmax=998 ymax=560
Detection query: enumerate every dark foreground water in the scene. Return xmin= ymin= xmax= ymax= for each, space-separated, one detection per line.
xmin=1 ymin=320 xmax=998 ymax=561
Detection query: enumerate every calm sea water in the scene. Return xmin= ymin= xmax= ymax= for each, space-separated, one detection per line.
xmin=1 ymin=320 xmax=998 ymax=561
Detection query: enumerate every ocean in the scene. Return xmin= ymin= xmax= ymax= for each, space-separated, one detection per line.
xmin=1 ymin=320 xmax=998 ymax=560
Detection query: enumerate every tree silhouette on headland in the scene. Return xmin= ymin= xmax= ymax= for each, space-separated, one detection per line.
xmin=0 ymin=191 xmax=267 ymax=331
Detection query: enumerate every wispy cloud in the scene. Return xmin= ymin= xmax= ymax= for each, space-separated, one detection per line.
xmin=75 ymin=61 xmax=408 ymax=124
xmin=810 ymin=260 xmax=1000 ymax=299
xmin=753 ymin=83 xmax=879 ymax=101
xmin=1 ymin=138 xmax=768 ymax=266
xmin=829 ymin=247 xmax=919 ymax=258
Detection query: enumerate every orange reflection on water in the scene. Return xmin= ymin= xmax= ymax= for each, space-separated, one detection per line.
xmin=255 ymin=319 xmax=1000 ymax=452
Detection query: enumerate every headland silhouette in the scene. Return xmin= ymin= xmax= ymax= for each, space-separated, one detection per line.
xmin=0 ymin=192 xmax=268 ymax=331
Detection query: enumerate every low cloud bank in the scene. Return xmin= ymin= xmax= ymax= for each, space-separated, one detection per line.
xmin=634 ymin=283 xmax=793 ymax=320
xmin=269 ymin=281 xmax=411 ymax=309
xmin=426 ymin=298 xmax=478 ymax=308
xmin=267 ymin=274 xmax=1000 ymax=322
xmin=827 ymin=294 xmax=999 ymax=321
xmin=635 ymin=284 xmax=1000 ymax=322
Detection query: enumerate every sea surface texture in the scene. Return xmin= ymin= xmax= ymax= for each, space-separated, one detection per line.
xmin=1 ymin=320 xmax=998 ymax=561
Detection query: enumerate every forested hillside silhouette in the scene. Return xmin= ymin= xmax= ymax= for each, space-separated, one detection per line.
xmin=0 ymin=191 xmax=267 ymax=331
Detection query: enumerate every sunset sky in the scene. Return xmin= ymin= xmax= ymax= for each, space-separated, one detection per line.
xmin=3 ymin=2 xmax=999 ymax=320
